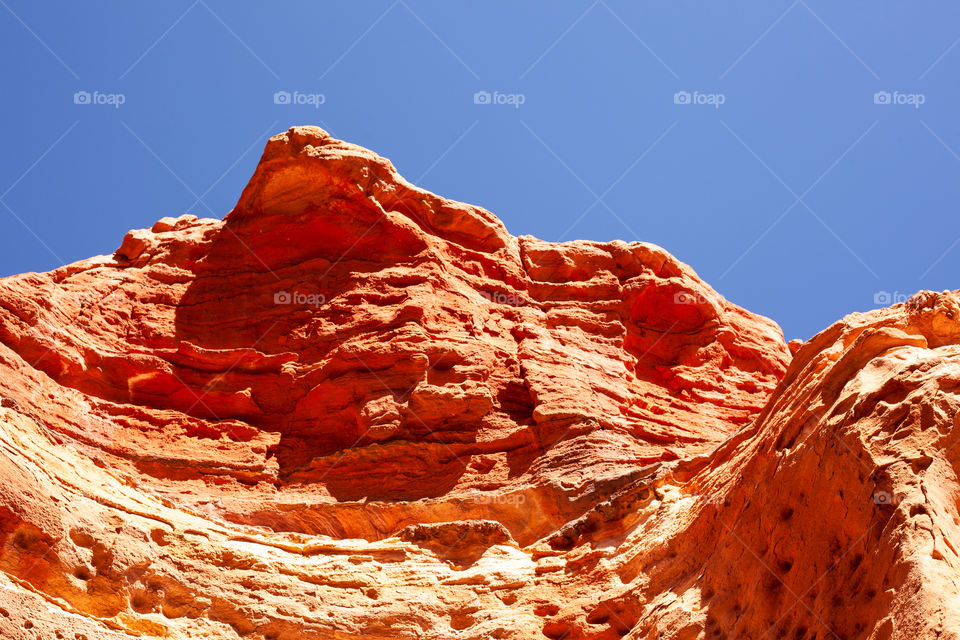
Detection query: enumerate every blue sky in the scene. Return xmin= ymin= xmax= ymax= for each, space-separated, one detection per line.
xmin=1 ymin=1 xmax=959 ymax=340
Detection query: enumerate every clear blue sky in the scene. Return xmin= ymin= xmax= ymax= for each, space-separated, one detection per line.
xmin=2 ymin=1 xmax=959 ymax=340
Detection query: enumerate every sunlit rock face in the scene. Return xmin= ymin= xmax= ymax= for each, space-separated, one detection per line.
xmin=0 ymin=127 xmax=956 ymax=639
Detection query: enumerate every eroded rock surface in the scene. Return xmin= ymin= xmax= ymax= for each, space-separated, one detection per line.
xmin=0 ymin=126 xmax=955 ymax=639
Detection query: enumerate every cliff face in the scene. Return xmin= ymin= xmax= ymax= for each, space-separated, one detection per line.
xmin=0 ymin=127 xmax=955 ymax=640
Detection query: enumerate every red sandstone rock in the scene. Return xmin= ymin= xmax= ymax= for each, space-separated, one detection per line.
xmin=0 ymin=126 xmax=954 ymax=639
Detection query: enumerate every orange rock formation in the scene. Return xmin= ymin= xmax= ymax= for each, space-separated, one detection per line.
xmin=0 ymin=126 xmax=956 ymax=639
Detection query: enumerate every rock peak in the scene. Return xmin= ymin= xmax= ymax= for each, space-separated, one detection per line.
xmin=0 ymin=128 xmax=955 ymax=639
xmin=229 ymin=124 xmax=512 ymax=257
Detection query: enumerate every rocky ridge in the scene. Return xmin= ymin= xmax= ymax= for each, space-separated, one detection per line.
xmin=0 ymin=126 xmax=956 ymax=639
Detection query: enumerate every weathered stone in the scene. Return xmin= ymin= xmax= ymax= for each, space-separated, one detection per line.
xmin=0 ymin=127 xmax=951 ymax=639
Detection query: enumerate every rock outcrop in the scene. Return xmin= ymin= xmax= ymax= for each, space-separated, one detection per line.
xmin=0 ymin=126 xmax=956 ymax=639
